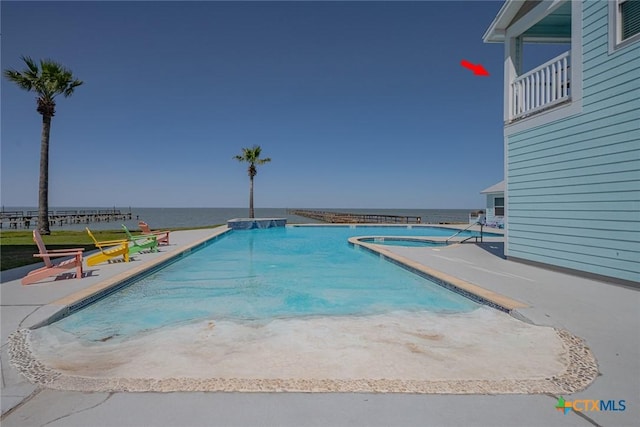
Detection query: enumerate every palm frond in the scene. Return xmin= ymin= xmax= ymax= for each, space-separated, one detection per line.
xmin=234 ymin=145 xmax=271 ymax=180
xmin=21 ymin=56 xmax=38 ymax=74
xmin=4 ymin=56 xmax=82 ymax=103
xmin=3 ymin=69 xmax=33 ymax=91
xmin=256 ymin=157 xmax=272 ymax=165
xmin=63 ymin=79 xmax=83 ymax=97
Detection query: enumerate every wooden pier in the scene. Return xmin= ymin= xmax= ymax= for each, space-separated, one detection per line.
xmin=0 ymin=209 xmax=134 ymax=229
xmin=287 ymin=209 xmax=421 ymax=224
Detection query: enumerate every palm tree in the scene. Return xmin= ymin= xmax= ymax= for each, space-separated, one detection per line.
xmin=4 ymin=56 xmax=83 ymax=234
xmin=234 ymin=145 xmax=271 ymax=219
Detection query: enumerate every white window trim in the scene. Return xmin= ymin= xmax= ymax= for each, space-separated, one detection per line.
xmin=494 ymin=196 xmax=505 ymax=217
xmin=609 ymin=0 xmax=640 ymax=54
xmin=503 ymin=0 xmax=583 ymax=136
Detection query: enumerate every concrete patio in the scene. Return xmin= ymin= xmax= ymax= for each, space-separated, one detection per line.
xmin=1 ymin=226 xmax=638 ymax=427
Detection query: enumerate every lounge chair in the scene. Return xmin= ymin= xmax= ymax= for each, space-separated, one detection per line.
xmin=85 ymin=227 xmax=130 ymax=266
xmin=485 ymin=219 xmax=505 ymax=229
xmin=21 ymin=230 xmax=85 ymax=285
xmin=138 ymin=221 xmax=170 ymax=245
xmin=122 ymin=224 xmax=158 ymax=254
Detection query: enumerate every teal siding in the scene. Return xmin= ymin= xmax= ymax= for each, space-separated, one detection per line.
xmin=505 ymin=1 xmax=640 ymax=283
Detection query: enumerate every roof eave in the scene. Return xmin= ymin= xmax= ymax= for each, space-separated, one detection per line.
xmin=484 ymin=29 xmax=507 ymax=43
xmin=483 ymin=0 xmax=526 ymax=43
xmin=480 ymin=180 xmax=506 ymax=194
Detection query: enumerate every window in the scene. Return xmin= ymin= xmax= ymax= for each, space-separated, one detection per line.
xmin=621 ymin=0 xmax=640 ymax=40
xmin=494 ymin=197 xmax=505 ymax=217
xmin=610 ymin=0 xmax=640 ymax=51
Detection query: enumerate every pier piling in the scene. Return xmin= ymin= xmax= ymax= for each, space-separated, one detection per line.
xmin=287 ymin=209 xmax=421 ymax=224
xmin=0 ymin=209 xmax=134 ymax=229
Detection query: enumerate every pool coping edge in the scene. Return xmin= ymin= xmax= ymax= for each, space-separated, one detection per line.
xmin=348 ymin=236 xmax=528 ymax=313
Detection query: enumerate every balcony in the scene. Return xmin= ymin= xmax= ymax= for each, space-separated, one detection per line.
xmin=509 ymin=50 xmax=571 ymax=121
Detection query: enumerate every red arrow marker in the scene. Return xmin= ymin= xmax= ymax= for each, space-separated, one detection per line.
xmin=461 ymin=60 xmax=490 ymax=76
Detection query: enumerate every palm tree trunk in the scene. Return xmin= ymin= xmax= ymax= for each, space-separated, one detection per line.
xmin=249 ymin=177 xmax=255 ymax=219
xmin=38 ymin=115 xmax=51 ymax=234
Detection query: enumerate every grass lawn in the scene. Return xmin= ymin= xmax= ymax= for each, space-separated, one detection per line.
xmin=0 ymin=225 xmax=220 ymax=271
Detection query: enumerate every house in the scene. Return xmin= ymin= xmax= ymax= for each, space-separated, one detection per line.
xmin=481 ymin=180 xmax=505 ymax=227
xmin=483 ymin=0 xmax=640 ymax=286
xmin=469 ymin=181 xmax=505 ymax=226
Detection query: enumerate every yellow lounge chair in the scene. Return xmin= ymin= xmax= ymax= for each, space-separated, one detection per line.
xmin=85 ymin=227 xmax=130 ymax=266
xmin=22 ymin=230 xmax=84 ymax=285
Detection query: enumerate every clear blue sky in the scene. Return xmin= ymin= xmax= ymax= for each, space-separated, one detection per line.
xmin=2 ymin=1 xmax=520 ymax=209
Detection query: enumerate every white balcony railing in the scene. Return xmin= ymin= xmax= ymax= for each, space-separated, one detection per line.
xmin=510 ymin=51 xmax=571 ymax=120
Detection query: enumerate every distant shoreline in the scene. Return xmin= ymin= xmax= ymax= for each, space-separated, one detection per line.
xmin=2 ymin=206 xmax=480 ymax=210
xmin=1 ymin=207 xmax=477 ymax=232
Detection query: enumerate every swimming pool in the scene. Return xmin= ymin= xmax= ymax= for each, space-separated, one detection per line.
xmin=46 ymin=226 xmax=482 ymax=343
xmin=15 ymin=225 xmax=598 ymax=394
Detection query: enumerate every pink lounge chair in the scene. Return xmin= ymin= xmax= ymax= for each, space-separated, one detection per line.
xmin=21 ymin=230 xmax=84 ymax=286
xmin=138 ymin=221 xmax=170 ymax=245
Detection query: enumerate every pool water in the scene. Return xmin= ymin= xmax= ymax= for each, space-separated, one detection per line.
xmin=49 ymin=226 xmax=481 ymax=342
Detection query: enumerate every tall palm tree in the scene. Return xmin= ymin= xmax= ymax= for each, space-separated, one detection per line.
xmin=234 ymin=145 xmax=271 ymax=219
xmin=4 ymin=56 xmax=83 ymax=234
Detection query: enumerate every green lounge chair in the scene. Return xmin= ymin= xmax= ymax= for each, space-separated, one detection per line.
xmin=122 ymin=224 xmax=158 ymax=255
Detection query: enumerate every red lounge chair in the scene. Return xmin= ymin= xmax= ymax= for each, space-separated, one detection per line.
xmin=22 ymin=230 xmax=84 ymax=285
xmin=138 ymin=221 xmax=170 ymax=245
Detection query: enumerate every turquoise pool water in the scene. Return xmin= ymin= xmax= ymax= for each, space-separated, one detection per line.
xmin=49 ymin=226 xmax=482 ymax=342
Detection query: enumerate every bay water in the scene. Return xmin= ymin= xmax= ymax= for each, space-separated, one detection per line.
xmin=1 ymin=207 xmax=474 ymax=231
